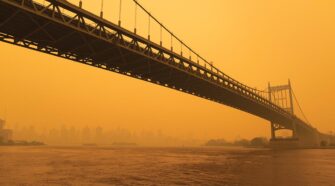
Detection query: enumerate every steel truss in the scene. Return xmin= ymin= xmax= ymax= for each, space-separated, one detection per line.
xmin=0 ymin=0 xmax=315 ymax=133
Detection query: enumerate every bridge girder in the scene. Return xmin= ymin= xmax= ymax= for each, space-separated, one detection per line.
xmin=0 ymin=0 xmax=318 ymax=140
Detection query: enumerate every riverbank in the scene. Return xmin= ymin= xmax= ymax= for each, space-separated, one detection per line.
xmin=0 ymin=140 xmax=45 ymax=146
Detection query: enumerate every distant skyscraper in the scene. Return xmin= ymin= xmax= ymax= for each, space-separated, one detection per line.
xmin=0 ymin=118 xmax=4 ymax=130
xmin=0 ymin=119 xmax=13 ymax=143
xmin=82 ymin=126 xmax=91 ymax=143
xmin=95 ymin=126 xmax=103 ymax=144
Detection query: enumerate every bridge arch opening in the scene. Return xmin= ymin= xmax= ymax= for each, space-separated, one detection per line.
xmin=274 ymin=129 xmax=294 ymax=139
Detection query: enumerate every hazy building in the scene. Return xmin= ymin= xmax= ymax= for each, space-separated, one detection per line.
xmin=0 ymin=119 xmax=13 ymax=143
xmin=95 ymin=126 xmax=103 ymax=143
xmin=82 ymin=126 xmax=92 ymax=143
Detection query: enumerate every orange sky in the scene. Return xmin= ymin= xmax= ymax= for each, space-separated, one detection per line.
xmin=0 ymin=0 xmax=334 ymax=141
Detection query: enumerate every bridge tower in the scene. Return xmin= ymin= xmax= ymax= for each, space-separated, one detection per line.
xmin=268 ymin=80 xmax=297 ymax=141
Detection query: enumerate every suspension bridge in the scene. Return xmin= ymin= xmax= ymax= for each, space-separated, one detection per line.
xmin=0 ymin=0 xmax=333 ymax=148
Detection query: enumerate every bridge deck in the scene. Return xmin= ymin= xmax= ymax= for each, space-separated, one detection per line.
xmin=0 ymin=0 xmax=315 ymax=133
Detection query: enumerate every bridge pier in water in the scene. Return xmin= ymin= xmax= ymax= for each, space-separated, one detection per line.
xmin=268 ymin=81 xmax=320 ymax=149
xmin=269 ymin=119 xmax=335 ymax=148
xmin=269 ymin=122 xmax=299 ymax=149
xmin=269 ymin=124 xmax=322 ymax=149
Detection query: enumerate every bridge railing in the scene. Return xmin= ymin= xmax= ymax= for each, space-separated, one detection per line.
xmin=129 ymin=0 xmax=274 ymax=105
xmin=3 ymin=0 xmax=299 ymax=123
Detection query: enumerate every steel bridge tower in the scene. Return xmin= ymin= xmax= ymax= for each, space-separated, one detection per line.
xmin=268 ymin=80 xmax=297 ymax=140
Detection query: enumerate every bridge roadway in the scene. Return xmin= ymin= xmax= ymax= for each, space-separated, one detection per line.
xmin=0 ymin=0 xmax=330 ymax=147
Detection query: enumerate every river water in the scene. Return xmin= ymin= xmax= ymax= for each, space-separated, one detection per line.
xmin=0 ymin=146 xmax=334 ymax=185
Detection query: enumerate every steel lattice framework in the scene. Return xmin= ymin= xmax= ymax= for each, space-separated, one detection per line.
xmin=0 ymin=0 xmax=320 ymax=137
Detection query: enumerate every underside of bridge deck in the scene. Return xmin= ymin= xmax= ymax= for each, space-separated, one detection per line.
xmin=0 ymin=0 xmax=319 ymax=145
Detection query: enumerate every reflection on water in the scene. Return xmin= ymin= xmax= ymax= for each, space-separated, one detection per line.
xmin=0 ymin=146 xmax=334 ymax=185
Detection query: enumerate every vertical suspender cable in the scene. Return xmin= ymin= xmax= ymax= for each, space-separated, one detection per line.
xmin=148 ymin=14 xmax=151 ymax=40
xmin=134 ymin=3 xmax=137 ymax=33
xmin=171 ymin=34 xmax=173 ymax=51
xmin=160 ymin=25 xmax=162 ymax=46
xmin=282 ymin=90 xmax=285 ymax=108
xmin=181 ymin=43 xmax=183 ymax=56
xmin=118 ymin=0 xmax=122 ymax=26
xmin=100 ymin=0 xmax=104 ymax=17
xmin=285 ymin=90 xmax=289 ymax=109
xmin=189 ymin=49 xmax=191 ymax=60
xmin=272 ymin=92 xmax=275 ymax=105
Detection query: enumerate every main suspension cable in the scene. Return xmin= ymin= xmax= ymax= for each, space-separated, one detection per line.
xmin=292 ymin=89 xmax=311 ymax=125
xmin=129 ymin=0 xmax=272 ymax=97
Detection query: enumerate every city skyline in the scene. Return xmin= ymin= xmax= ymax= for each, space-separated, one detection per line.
xmin=4 ymin=121 xmax=208 ymax=146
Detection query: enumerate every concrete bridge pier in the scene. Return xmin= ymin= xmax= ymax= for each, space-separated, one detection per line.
xmin=267 ymin=81 xmax=321 ymax=149
xmin=295 ymin=127 xmax=320 ymax=148
xmin=269 ymin=122 xmax=300 ymax=149
xmin=318 ymin=133 xmax=335 ymax=147
xmin=269 ymin=122 xmax=325 ymax=149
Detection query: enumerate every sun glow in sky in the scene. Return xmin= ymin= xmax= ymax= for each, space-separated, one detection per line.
xmin=0 ymin=0 xmax=334 ymax=143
